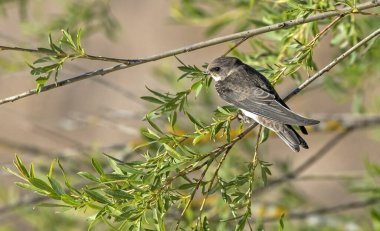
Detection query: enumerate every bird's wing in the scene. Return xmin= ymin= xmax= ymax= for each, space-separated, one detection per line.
xmin=241 ymin=65 xmax=310 ymax=133
xmin=219 ymin=81 xmax=319 ymax=126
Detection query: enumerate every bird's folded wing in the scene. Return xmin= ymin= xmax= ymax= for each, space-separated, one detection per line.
xmin=220 ymin=87 xmax=319 ymax=126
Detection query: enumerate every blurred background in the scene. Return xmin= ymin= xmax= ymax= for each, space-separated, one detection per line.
xmin=0 ymin=0 xmax=379 ymax=230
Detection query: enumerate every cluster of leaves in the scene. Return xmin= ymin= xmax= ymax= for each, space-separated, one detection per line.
xmin=28 ymin=30 xmax=85 ymax=91
xmin=8 ymin=155 xmax=177 ymax=230
xmin=0 ymin=1 xmax=119 ymax=41
xmin=142 ymin=64 xmax=211 ymax=119
xmin=171 ymin=0 xmax=368 ymax=85
xmin=172 ymin=0 xmax=380 ymax=117
xmin=10 ymin=60 xmax=275 ymax=230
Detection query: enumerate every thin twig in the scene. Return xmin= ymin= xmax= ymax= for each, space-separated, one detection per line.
xmin=1 ymin=1 xmax=379 ymax=106
xmin=252 ymin=128 xmax=353 ymax=195
xmin=174 ymin=160 xmax=212 ymax=231
xmin=222 ymin=37 xmax=249 ymax=57
xmin=162 ymin=123 xmax=258 ymax=187
xmin=262 ymin=198 xmax=380 ymax=222
xmin=196 ymin=147 xmax=231 ymax=229
xmin=308 ymin=14 xmax=345 ymax=46
xmin=1 ymin=2 xmax=377 ymax=65
xmin=283 ymin=27 xmax=380 ymax=101
xmin=0 ymin=46 xmax=139 ymax=64
xmin=246 ymin=125 xmax=263 ymax=229
xmin=273 ymin=14 xmax=344 ymax=82
xmin=162 ymin=23 xmax=380 ymax=188
xmin=226 ymin=9 xmax=344 ymax=58
xmin=295 ymin=172 xmax=362 ymax=181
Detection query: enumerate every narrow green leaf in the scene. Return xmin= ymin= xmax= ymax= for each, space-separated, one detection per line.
xmin=202 ymin=216 xmax=210 ymax=231
xmin=169 ymin=111 xmax=177 ymax=128
xmin=76 ymin=29 xmax=84 ymax=53
xmin=39 ymin=203 xmax=71 ymax=208
xmin=141 ymin=96 xmax=164 ymax=104
xmin=91 ymin=158 xmax=104 ymax=175
xmin=186 ymin=112 xmax=205 ymax=128
xmin=48 ymin=160 xmax=55 ymax=178
xmin=104 ymin=189 xmax=134 ymax=199
xmin=14 ymin=155 xmax=30 ymax=178
xmin=85 ymin=189 xmax=110 ymax=204
xmin=146 ymin=86 xmax=169 ymax=99
xmin=61 ymin=29 xmax=76 ymax=50
xmin=279 ymin=213 xmax=285 ymax=231
xmin=163 ymin=143 xmax=182 ymax=160
xmin=193 ymin=134 xmax=204 ymax=145
xmin=259 ymin=128 xmax=270 ymax=144
xmin=145 ymin=115 xmax=163 ymax=134
xmin=61 ymin=194 xmax=81 ymax=206
xmin=58 ymin=160 xmax=79 ymax=194
xmin=118 ymin=164 xmax=144 ymax=175
xmin=29 ymin=163 xmax=35 ymax=178
xmin=15 ymin=182 xmax=38 ymax=191
xmin=78 ymin=171 xmax=101 ymax=182
xmin=29 ymin=177 xmax=54 ymax=193
xmin=48 ymin=177 xmax=64 ymax=195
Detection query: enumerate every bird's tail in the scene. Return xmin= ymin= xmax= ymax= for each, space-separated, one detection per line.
xmin=276 ymin=125 xmax=308 ymax=152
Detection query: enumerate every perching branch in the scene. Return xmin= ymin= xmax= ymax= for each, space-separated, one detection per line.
xmin=160 ymin=26 xmax=380 ymax=192
xmin=0 ymin=0 xmax=379 ymax=106
xmin=283 ymin=27 xmax=380 ymax=101
xmin=0 ymin=45 xmax=138 ymax=64
xmin=1 ymin=1 xmax=378 ymax=65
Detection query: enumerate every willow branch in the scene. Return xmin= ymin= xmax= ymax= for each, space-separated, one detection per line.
xmin=162 ymin=26 xmax=380 ymax=189
xmin=1 ymin=1 xmax=379 ymax=106
xmin=1 ymin=1 xmax=378 ymax=64
xmin=283 ymin=27 xmax=380 ymax=101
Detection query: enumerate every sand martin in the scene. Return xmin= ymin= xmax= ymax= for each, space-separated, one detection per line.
xmin=207 ymin=56 xmax=319 ymax=152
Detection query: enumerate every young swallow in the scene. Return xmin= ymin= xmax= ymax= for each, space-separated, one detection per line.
xmin=207 ymin=56 xmax=319 ymax=152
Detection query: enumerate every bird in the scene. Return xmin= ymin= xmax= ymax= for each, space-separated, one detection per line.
xmin=207 ymin=56 xmax=319 ymax=152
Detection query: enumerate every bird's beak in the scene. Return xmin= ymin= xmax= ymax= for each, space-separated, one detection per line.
xmin=203 ymin=70 xmax=210 ymax=75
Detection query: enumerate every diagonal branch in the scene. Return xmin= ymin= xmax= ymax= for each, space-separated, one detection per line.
xmin=262 ymin=198 xmax=380 ymax=222
xmin=253 ymin=128 xmax=353 ymax=195
xmin=1 ymin=1 xmax=378 ymax=65
xmin=165 ymin=27 xmax=380 ymax=211
xmin=283 ymin=27 xmax=380 ymax=101
xmin=1 ymin=1 xmax=379 ymax=106
xmin=0 ymin=45 xmax=139 ymax=64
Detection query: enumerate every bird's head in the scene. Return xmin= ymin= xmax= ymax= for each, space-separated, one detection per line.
xmin=207 ymin=56 xmax=242 ymax=81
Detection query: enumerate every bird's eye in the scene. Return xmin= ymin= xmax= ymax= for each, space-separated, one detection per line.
xmin=211 ymin=67 xmax=221 ymax=72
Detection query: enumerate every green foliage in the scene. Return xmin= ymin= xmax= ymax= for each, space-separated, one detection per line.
xmin=28 ymin=29 xmax=85 ymax=91
xmin=0 ymin=0 xmax=119 ymax=40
